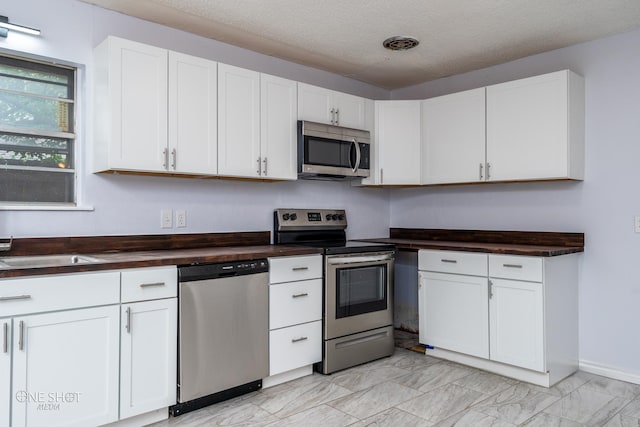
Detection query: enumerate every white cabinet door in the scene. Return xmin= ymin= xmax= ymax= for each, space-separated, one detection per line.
xmin=218 ymin=63 xmax=261 ymax=177
xmin=169 ymin=51 xmax=217 ymax=174
xmin=102 ymin=37 xmax=168 ymax=172
xmin=486 ymin=70 xmax=574 ymax=181
xmin=12 ymin=306 xmax=120 ymax=427
xmin=297 ymin=82 xmax=334 ymax=125
xmin=375 ymin=100 xmax=422 ymax=185
xmin=1 ymin=319 xmax=10 ymax=427
xmin=334 ymin=91 xmax=367 ymax=130
xmin=260 ymin=74 xmax=297 ymax=180
xmin=269 ymin=321 xmax=322 ymax=376
xmin=419 ymin=271 xmax=489 ymax=358
xmin=297 ymin=83 xmax=368 ymax=130
xmin=422 ymin=88 xmax=486 ymax=184
xmin=120 ymin=298 xmax=177 ymax=420
xmin=489 ymin=278 xmax=545 ymax=372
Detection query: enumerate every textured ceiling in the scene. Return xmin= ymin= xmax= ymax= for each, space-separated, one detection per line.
xmin=81 ymin=0 xmax=640 ymax=89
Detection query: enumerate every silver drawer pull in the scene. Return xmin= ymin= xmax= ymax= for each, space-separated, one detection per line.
xmin=503 ymin=264 xmax=523 ymax=269
xmin=292 ymin=266 xmax=309 ymax=271
xmin=291 ymin=337 xmax=308 ymax=343
xmin=292 ymin=293 xmax=309 ymax=298
xmin=139 ymin=282 xmax=166 ymax=288
xmin=441 ymin=259 xmax=457 ymax=264
xmin=0 ymin=295 xmax=32 ymax=302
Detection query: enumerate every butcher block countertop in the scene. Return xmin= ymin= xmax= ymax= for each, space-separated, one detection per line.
xmin=360 ymin=228 xmax=584 ymax=257
xmin=0 ymin=232 xmax=322 ymax=278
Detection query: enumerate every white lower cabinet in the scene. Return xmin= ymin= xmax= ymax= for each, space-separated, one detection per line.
xmin=418 ymin=249 xmax=578 ymax=387
xmin=12 ymin=306 xmax=121 ymax=427
xmin=489 ymin=277 xmax=544 ymax=371
xmin=265 ymin=255 xmax=322 ymax=387
xmin=1 ymin=318 xmax=10 ymax=427
xmin=419 ymin=271 xmax=489 ymax=358
xmin=0 ymin=266 xmax=178 ymax=426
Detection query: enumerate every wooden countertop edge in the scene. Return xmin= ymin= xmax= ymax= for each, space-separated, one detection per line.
xmin=0 ymin=245 xmax=323 ymax=278
xmin=359 ymin=238 xmax=584 ymax=257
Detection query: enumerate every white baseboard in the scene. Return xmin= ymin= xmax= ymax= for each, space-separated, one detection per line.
xmin=579 ymin=359 xmax=640 ymax=385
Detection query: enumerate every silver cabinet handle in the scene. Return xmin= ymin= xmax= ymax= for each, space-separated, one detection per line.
xmin=256 ymin=157 xmax=261 ymax=176
xmin=330 ymin=108 xmax=335 ymax=125
xmin=18 ymin=320 xmax=24 ymax=351
xmin=125 ymin=307 xmax=131 ymax=334
xmin=503 ymin=264 xmax=523 ymax=269
xmin=488 ymin=279 xmax=493 ymax=299
xmin=479 ymin=163 xmax=484 ymax=180
xmin=291 ymin=337 xmax=308 ymax=343
xmin=162 ymin=148 xmax=169 ymax=170
xmin=486 ymin=162 xmax=491 ymax=179
xmin=171 ymin=148 xmax=177 ymax=170
xmin=292 ymin=266 xmax=309 ymax=271
xmin=0 ymin=295 xmax=32 ymax=302
xmin=292 ymin=293 xmax=309 ymax=298
xmin=335 ymin=108 xmax=339 ymax=125
xmin=139 ymin=282 xmax=165 ymax=288
xmin=441 ymin=259 xmax=457 ymax=264
xmin=3 ymin=322 xmax=8 ymax=354
xmin=380 ymin=168 xmax=384 ymax=185
xmin=263 ymin=157 xmax=268 ymax=176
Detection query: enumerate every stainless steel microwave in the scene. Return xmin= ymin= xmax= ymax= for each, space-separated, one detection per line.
xmin=297 ymin=120 xmax=370 ymax=180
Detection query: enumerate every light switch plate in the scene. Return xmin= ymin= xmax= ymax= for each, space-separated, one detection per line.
xmin=635 ymin=216 xmax=640 ymax=233
xmin=161 ymin=209 xmax=173 ymax=228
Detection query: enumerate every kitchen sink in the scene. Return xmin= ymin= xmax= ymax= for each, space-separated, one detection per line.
xmin=0 ymin=254 xmax=104 ymax=269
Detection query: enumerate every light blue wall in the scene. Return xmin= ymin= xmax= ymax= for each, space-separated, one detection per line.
xmin=0 ymin=0 xmax=390 ymax=239
xmin=390 ymin=29 xmax=640 ymax=378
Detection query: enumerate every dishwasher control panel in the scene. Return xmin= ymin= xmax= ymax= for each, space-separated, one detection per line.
xmin=179 ymin=259 xmax=268 ymax=282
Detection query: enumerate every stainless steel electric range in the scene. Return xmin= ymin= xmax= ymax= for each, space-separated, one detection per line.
xmin=274 ymin=208 xmax=396 ymax=374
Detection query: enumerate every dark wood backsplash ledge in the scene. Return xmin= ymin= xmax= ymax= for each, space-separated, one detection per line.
xmin=3 ymin=231 xmax=271 ymax=256
xmin=390 ymin=228 xmax=584 ymax=248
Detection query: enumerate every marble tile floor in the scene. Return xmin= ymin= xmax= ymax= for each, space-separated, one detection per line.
xmin=153 ymin=349 xmax=640 ymax=427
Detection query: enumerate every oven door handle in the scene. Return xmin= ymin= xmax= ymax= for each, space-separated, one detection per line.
xmin=327 ymin=253 xmax=394 ymax=265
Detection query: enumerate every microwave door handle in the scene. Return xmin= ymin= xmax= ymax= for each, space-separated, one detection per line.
xmin=354 ymin=138 xmax=361 ymax=172
xmin=348 ymin=139 xmax=355 ymax=171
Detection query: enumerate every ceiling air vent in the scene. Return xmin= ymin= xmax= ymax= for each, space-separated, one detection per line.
xmin=382 ymin=36 xmax=419 ymax=51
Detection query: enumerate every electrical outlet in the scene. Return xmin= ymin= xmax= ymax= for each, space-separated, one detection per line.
xmin=176 ymin=210 xmax=187 ymax=228
xmin=635 ymin=216 xmax=640 ymax=233
xmin=161 ymin=209 xmax=173 ymax=229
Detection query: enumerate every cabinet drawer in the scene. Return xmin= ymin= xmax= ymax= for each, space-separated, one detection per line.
xmin=270 ymin=279 xmax=322 ymax=329
xmin=0 ymin=271 xmax=120 ymax=317
xmin=269 ymin=320 xmax=321 ymax=376
xmin=121 ymin=266 xmax=177 ymax=303
xmin=269 ymin=255 xmax=322 ymax=284
xmin=419 ymin=250 xmax=487 ymax=276
xmin=489 ymin=255 xmax=542 ymax=282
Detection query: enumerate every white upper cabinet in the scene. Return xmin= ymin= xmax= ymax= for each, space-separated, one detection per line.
xmin=260 ymin=74 xmax=298 ymax=180
xmin=374 ymin=100 xmax=422 ymax=185
xmin=94 ymin=36 xmax=168 ymax=173
xmin=486 ymin=70 xmax=585 ymax=181
xmin=217 ymin=67 xmax=297 ymax=180
xmin=217 ymin=64 xmax=261 ymax=178
xmin=298 ymin=82 xmax=368 ymax=130
xmin=168 ymin=51 xmax=218 ymax=175
xmin=422 ymin=88 xmax=486 ymax=184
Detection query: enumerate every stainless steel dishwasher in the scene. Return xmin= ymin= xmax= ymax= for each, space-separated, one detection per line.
xmin=171 ymin=259 xmax=269 ymax=416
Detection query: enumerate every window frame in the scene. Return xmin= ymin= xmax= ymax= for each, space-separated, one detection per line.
xmin=0 ymin=50 xmax=81 ymax=209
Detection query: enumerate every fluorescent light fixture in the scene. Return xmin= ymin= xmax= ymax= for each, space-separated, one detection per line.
xmin=0 ymin=15 xmax=41 ymax=37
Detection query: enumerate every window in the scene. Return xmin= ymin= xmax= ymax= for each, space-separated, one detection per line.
xmin=0 ymin=54 xmax=76 ymax=205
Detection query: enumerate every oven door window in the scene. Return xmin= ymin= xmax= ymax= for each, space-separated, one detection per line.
xmin=336 ymin=265 xmax=387 ymax=318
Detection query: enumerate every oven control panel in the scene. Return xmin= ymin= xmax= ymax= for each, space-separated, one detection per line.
xmin=274 ymin=208 xmax=347 ymax=231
